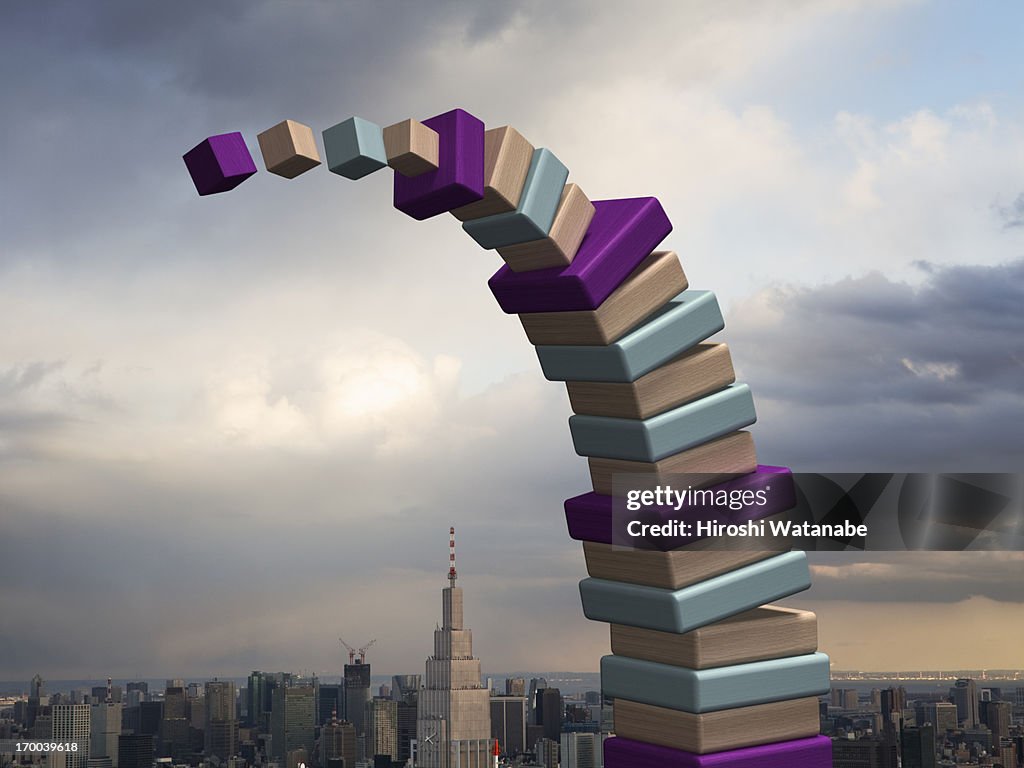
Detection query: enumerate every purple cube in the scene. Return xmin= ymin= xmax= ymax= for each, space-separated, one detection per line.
xmin=393 ymin=108 xmax=484 ymax=219
xmin=604 ymin=735 xmax=832 ymax=768
xmin=488 ymin=197 xmax=671 ymax=313
xmin=183 ymin=132 xmax=257 ymax=196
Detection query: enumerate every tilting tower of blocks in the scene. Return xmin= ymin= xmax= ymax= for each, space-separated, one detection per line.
xmin=184 ymin=108 xmax=833 ymax=768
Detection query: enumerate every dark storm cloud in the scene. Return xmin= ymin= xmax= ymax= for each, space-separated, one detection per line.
xmin=729 ymin=259 xmax=1024 ymax=471
xmin=0 ymin=0 xmax=529 ymax=262
xmin=800 ymin=552 xmax=1024 ymax=604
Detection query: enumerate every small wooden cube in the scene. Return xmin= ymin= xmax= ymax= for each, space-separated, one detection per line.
xmin=383 ymin=118 xmax=439 ymax=177
xmin=451 ymin=126 xmax=535 ymax=221
xmin=497 ymin=183 xmax=596 ymax=271
xmin=257 ymin=120 xmax=321 ymax=179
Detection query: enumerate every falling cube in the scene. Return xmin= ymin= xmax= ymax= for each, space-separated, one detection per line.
xmin=182 ymin=132 xmax=257 ymax=196
xmin=322 ymin=117 xmax=388 ymax=180
xmin=257 ymin=119 xmax=321 ymax=179
xmin=383 ymin=118 xmax=439 ymax=177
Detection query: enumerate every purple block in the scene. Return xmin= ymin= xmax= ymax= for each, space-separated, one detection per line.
xmin=393 ymin=108 xmax=484 ymax=220
xmin=183 ymin=132 xmax=257 ymax=196
xmin=488 ymin=197 xmax=671 ymax=313
xmin=564 ymin=466 xmax=795 ymax=550
xmin=604 ymin=735 xmax=832 ymax=768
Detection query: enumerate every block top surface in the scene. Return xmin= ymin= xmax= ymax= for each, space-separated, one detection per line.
xmin=393 ymin=108 xmax=485 ymax=219
xmin=488 ymin=197 xmax=672 ymax=313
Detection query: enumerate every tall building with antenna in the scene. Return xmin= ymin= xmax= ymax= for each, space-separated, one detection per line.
xmin=416 ymin=527 xmax=491 ymax=768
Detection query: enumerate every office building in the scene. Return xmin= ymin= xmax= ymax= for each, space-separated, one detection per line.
xmin=535 ymin=688 xmax=562 ymax=742
xmin=90 ymin=694 xmax=122 ymax=767
xmin=560 ymin=733 xmax=597 ymax=768
xmin=416 ymin=528 xmax=491 ymax=768
xmin=271 ymin=685 xmax=315 ymax=761
xmin=319 ymin=684 xmax=343 ymax=727
xmin=204 ymin=681 xmax=237 ymax=759
xmin=321 ymin=714 xmax=357 ymax=768
xmin=52 ymin=704 xmax=91 ymax=768
xmin=396 ymin=700 xmax=417 ymax=766
xmin=345 ymin=662 xmax=372 ymax=738
xmin=490 ymin=697 xmax=526 ymax=757
xmin=951 ymin=679 xmax=979 ymax=728
xmin=117 ymin=734 xmax=154 ymax=768
xmin=366 ymin=698 xmax=398 ymax=761
xmin=901 ymin=725 xmax=936 ymax=768
xmin=159 ymin=687 xmax=189 ymax=759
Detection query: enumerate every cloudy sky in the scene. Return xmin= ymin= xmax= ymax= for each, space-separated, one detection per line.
xmin=2 ymin=1 xmax=1023 ymax=682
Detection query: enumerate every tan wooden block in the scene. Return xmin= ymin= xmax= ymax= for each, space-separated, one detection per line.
xmin=588 ymin=431 xmax=757 ymax=496
xmin=612 ymin=696 xmax=821 ymax=754
xmin=610 ymin=606 xmax=818 ymax=669
xmin=383 ymin=119 xmax=439 ymax=177
xmin=257 ymin=119 xmax=321 ymax=179
xmin=566 ymin=343 xmax=735 ymax=419
xmin=518 ymin=251 xmax=687 ymax=346
xmin=451 ymin=126 xmax=534 ymax=221
xmin=496 ymin=183 xmax=596 ymax=271
xmin=582 ymin=542 xmax=775 ymax=590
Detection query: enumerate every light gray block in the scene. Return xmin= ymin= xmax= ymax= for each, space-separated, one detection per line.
xmin=568 ymin=383 xmax=755 ymax=462
xmin=600 ymin=652 xmax=831 ymax=713
xmin=535 ymin=290 xmax=724 ymax=383
xmin=579 ymin=551 xmax=810 ymax=633
xmin=462 ymin=148 xmax=568 ymax=249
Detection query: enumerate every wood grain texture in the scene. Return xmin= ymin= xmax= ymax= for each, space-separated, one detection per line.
xmin=497 ymin=183 xmax=596 ymax=271
xmin=579 ymin=551 xmax=811 ymax=633
xmin=536 ymin=290 xmax=723 ymax=383
xmin=567 ymin=343 xmax=735 ymax=419
xmin=601 ymin=652 xmax=830 ymax=713
xmin=569 ymin=384 xmax=755 ymax=462
xmin=383 ymin=118 xmax=439 ymax=177
xmin=257 ymin=120 xmax=321 ymax=179
xmin=518 ymin=251 xmax=687 ymax=346
xmin=610 ymin=606 xmax=818 ymax=669
xmin=588 ymin=431 xmax=757 ymax=495
xmin=582 ymin=542 xmax=774 ymax=590
xmin=612 ymin=696 xmax=821 ymax=754
xmin=451 ymin=125 xmax=534 ymax=221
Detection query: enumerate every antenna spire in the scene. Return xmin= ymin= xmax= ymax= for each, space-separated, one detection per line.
xmin=449 ymin=526 xmax=457 ymax=586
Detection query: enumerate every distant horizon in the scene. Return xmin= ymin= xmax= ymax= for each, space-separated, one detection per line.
xmin=3 ymin=668 xmax=1023 ymax=695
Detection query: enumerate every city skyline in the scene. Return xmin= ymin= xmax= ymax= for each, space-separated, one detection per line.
xmin=2 ymin=0 xmax=1024 ymax=681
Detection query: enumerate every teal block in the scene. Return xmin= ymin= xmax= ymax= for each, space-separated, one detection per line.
xmin=600 ymin=653 xmax=831 ymax=713
xmin=568 ymin=383 xmax=755 ymax=462
xmin=536 ymin=290 xmax=724 ymax=382
xmin=579 ymin=551 xmax=811 ymax=633
xmin=462 ymin=148 xmax=568 ymax=249
xmin=322 ymin=117 xmax=387 ymax=180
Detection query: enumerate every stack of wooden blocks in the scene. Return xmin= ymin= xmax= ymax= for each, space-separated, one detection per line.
xmin=184 ymin=107 xmax=833 ymax=768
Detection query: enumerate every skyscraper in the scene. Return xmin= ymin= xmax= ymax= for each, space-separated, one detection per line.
xmin=321 ymin=713 xmax=357 ymax=768
xmin=90 ymin=683 xmax=122 ymax=767
xmin=52 ymin=704 xmax=91 ymax=768
xmin=535 ymin=688 xmax=562 ymax=743
xmin=204 ymin=681 xmax=238 ymax=759
xmin=366 ymin=698 xmax=398 ymax=761
xmin=344 ymin=662 xmax=372 ymax=739
xmin=950 ymin=679 xmax=979 ymax=728
xmin=159 ymin=687 xmax=189 ymax=759
xmin=901 ymin=725 xmax=936 ymax=768
xmin=490 ymin=697 xmax=526 ymax=757
xmin=416 ymin=528 xmax=491 ymax=768
xmin=271 ymin=685 xmax=315 ymax=762
xmin=560 ymin=733 xmax=597 ymax=768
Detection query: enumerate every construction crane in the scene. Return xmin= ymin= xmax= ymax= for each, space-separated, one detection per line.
xmin=338 ymin=637 xmax=377 ymax=665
